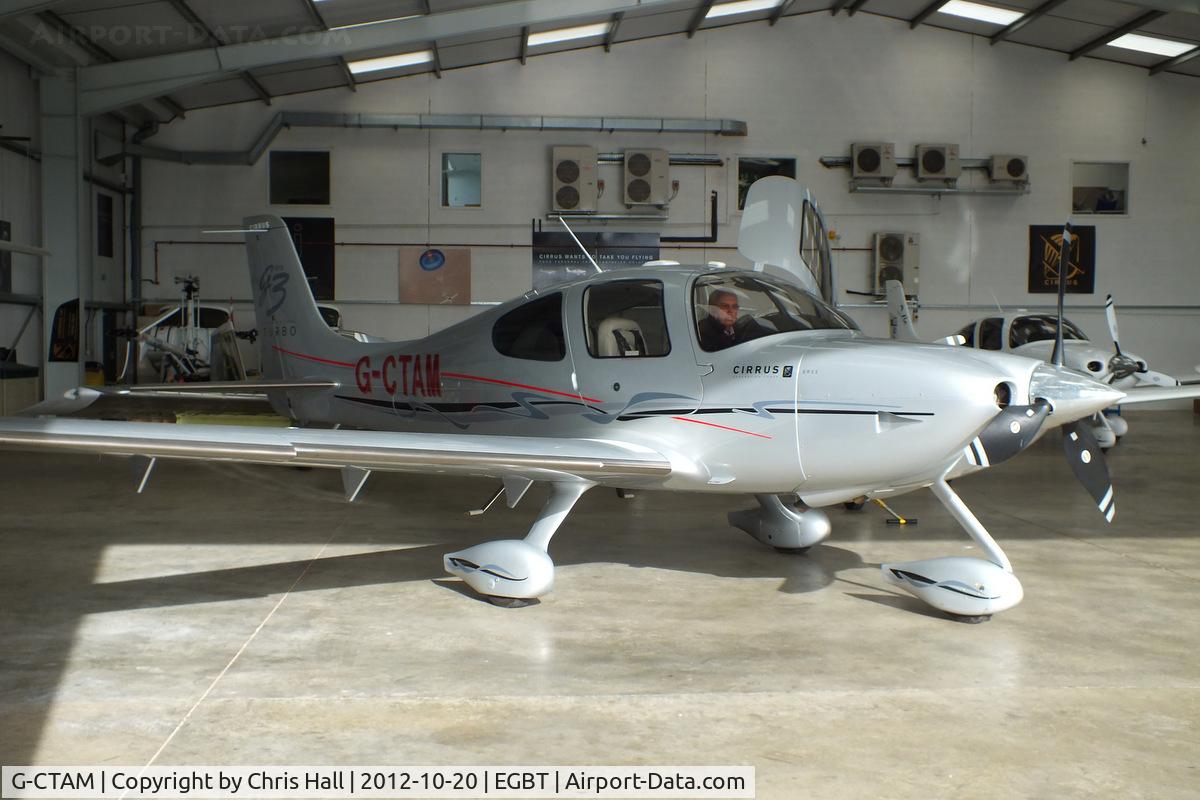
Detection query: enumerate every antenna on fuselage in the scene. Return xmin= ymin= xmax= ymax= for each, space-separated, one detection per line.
xmin=556 ymin=216 xmax=602 ymax=274
xmin=1051 ymin=223 xmax=1072 ymax=368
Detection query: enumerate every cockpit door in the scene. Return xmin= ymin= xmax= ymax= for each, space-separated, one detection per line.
xmin=566 ymin=278 xmax=703 ymax=420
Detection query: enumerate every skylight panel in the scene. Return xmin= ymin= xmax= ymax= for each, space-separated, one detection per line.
xmin=348 ymin=50 xmax=434 ymax=74
xmin=936 ymin=1 xmax=1024 ymax=26
xmin=527 ymin=22 xmax=611 ymax=47
xmin=1107 ymin=33 xmax=1196 ymax=57
xmin=706 ymin=0 xmax=782 ymax=19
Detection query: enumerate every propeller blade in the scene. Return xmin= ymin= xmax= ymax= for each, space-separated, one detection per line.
xmin=1136 ymin=369 xmax=1179 ymax=388
xmin=1062 ymin=421 xmax=1115 ymax=523
xmin=966 ymin=401 xmax=1051 ymax=467
xmin=1104 ymin=295 xmax=1123 ymax=357
xmin=1051 ymin=224 xmax=1072 ymax=368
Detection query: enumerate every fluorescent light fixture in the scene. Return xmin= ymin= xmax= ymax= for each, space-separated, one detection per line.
xmin=527 ymin=21 xmax=611 ymax=47
xmin=347 ymin=50 xmax=433 ymax=74
xmin=706 ymin=0 xmax=781 ymax=18
xmin=1108 ymin=33 xmax=1196 ymax=57
xmin=937 ymin=1 xmax=1024 ymax=26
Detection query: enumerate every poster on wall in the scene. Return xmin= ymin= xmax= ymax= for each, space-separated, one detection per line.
xmin=532 ymin=231 xmax=660 ymax=291
xmin=399 ymin=247 xmax=471 ymax=305
xmin=1028 ymin=225 xmax=1096 ymax=294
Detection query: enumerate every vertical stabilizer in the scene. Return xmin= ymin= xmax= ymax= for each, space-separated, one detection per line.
xmin=243 ymin=215 xmax=348 ymax=381
xmin=885 ymin=280 xmax=921 ymax=342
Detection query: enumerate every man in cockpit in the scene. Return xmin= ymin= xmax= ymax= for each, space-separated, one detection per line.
xmin=696 ymin=288 xmax=770 ymax=351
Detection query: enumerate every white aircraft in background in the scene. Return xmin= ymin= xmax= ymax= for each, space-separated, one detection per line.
xmin=888 ymin=282 xmax=1196 ymax=448
xmin=2 ymin=182 xmax=1198 ymax=623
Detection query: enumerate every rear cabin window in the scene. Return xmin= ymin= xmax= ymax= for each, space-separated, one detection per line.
xmin=584 ymin=280 xmax=670 ymax=358
xmin=492 ymin=293 xmax=565 ymax=361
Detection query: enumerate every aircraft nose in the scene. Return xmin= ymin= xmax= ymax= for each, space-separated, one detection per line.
xmin=1029 ymin=364 xmax=1124 ymax=427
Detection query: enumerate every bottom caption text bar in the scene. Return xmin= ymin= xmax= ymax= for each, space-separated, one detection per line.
xmin=2 ymin=767 xmax=754 ymax=799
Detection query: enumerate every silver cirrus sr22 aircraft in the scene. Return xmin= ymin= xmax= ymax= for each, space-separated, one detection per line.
xmin=1 ymin=178 xmax=1196 ymax=621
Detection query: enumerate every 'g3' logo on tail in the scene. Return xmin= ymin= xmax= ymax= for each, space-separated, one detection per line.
xmin=259 ymin=265 xmax=289 ymax=316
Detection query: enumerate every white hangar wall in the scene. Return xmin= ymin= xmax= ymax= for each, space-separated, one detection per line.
xmin=0 ymin=48 xmax=43 ymax=368
xmin=0 ymin=48 xmax=127 ymax=370
xmin=142 ymin=11 xmax=1200 ymax=378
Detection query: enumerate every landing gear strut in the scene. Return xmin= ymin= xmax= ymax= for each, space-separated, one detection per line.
xmin=881 ymin=476 xmax=1023 ymax=620
xmin=444 ymin=481 xmax=592 ymax=605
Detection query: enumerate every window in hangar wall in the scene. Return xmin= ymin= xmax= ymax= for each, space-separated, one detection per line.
xmin=1071 ymin=162 xmax=1128 ymax=215
xmin=442 ymin=153 xmax=482 ymax=208
xmin=96 ymin=193 xmax=114 ymax=258
xmin=270 ymin=151 xmax=331 ymax=205
xmin=737 ymin=156 xmax=796 ymax=210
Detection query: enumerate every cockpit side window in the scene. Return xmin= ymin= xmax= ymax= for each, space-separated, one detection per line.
xmin=1009 ymin=315 xmax=1088 ymax=348
xmin=979 ymin=317 xmax=1004 ymax=350
xmin=957 ymin=323 xmax=976 ymax=347
xmin=492 ymin=293 xmax=565 ymax=361
xmin=584 ymin=280 xmax=669 ymax=358
xmin=693 ymin=273 xmax=855 ymax=352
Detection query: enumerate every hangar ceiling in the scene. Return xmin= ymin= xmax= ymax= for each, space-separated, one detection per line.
xmin=0 ymin=0 xmax=1198 ymax=126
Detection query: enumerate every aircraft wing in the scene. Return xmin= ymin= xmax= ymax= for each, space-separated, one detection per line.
xmin=0 ymin=417 xmax=674 ymax=484
xmin=1118 ymin=384 xmax=1200 ymax=405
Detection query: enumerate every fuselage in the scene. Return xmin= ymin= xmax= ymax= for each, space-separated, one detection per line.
xmin=262 ymin=266 xmax=1050 ymax=504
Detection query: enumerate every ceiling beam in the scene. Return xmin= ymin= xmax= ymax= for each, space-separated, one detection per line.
xmin=1149 ymin=43 xmax=1200 ymax=74
xmin=604 ymin=11 xmax=623 ymax=50
xmin=298 ymin=0 xmax=357 ymax=93
xmin=336 ymin=56 xmax=357 ymax=90
xmin=29 ymin=11 xmax=187 ymax=119
xmin=769 ymin=0 xmax=795 ymax=25
xmin=298 ymin=0 xmax=327 ymax=29
xmin=909 ymin=0 xmax=941 ymax=28
xmin=166 ymin=0 xmax=272 ymax=105
xmin=1069 ymin=9 xmax=1167 ymax=60
xmin=78 ymin=0 xmax=685 ymax=115
xmin=990 ymin=0 xmax=1067 ymax=45
xmin=687 ymin=1 xmax=715 ymax=37
xmin=846 ymin=0 xmax=869 ymax=16
xmin=0 ymin=0 xmax=66 ymax=19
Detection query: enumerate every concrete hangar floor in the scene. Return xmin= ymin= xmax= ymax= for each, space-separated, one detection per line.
xmin=2 ymin=411 xmax=1198 ymax=798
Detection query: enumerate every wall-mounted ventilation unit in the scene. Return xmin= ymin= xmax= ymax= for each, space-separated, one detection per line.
xmin=873 ymin=232 xmax=920 ymax=293
xmin=915 ymin=144 xmax=961 ymax=183
xmin=623 ymin=148 xmax=670 ymax=206
xmin=989 ymin=154 xmax=1029 ymax=184
xmin=851 ymin=142 xmax=897 ymax=185
xmin=551 ymin=146 xmax=598 ymax=212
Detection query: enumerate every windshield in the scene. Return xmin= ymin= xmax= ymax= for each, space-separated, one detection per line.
xmin=1009 ymin=315 xmax=1088 ymax=348
xmin=693 ymin=273 xmax=856 ymax=352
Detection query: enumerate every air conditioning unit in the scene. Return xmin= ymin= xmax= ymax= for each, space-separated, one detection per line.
xmin=989 ymin=154 xmax=1029 ymax=183
xmin=851 ymin=142 xmax=897 ymax=184
xmin=623 ymin=148 xmax=670 ymax=206
xmin=551 ymin=146 xmax=598 ymax=213
xmin=915 ymin=144 xmax=961 ymax=182
xmin=873 ymin=232 xmax=920 ymax=293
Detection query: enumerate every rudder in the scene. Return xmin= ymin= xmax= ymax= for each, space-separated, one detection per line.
xmin=243 ymin=215 xmax=348 ymax=381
